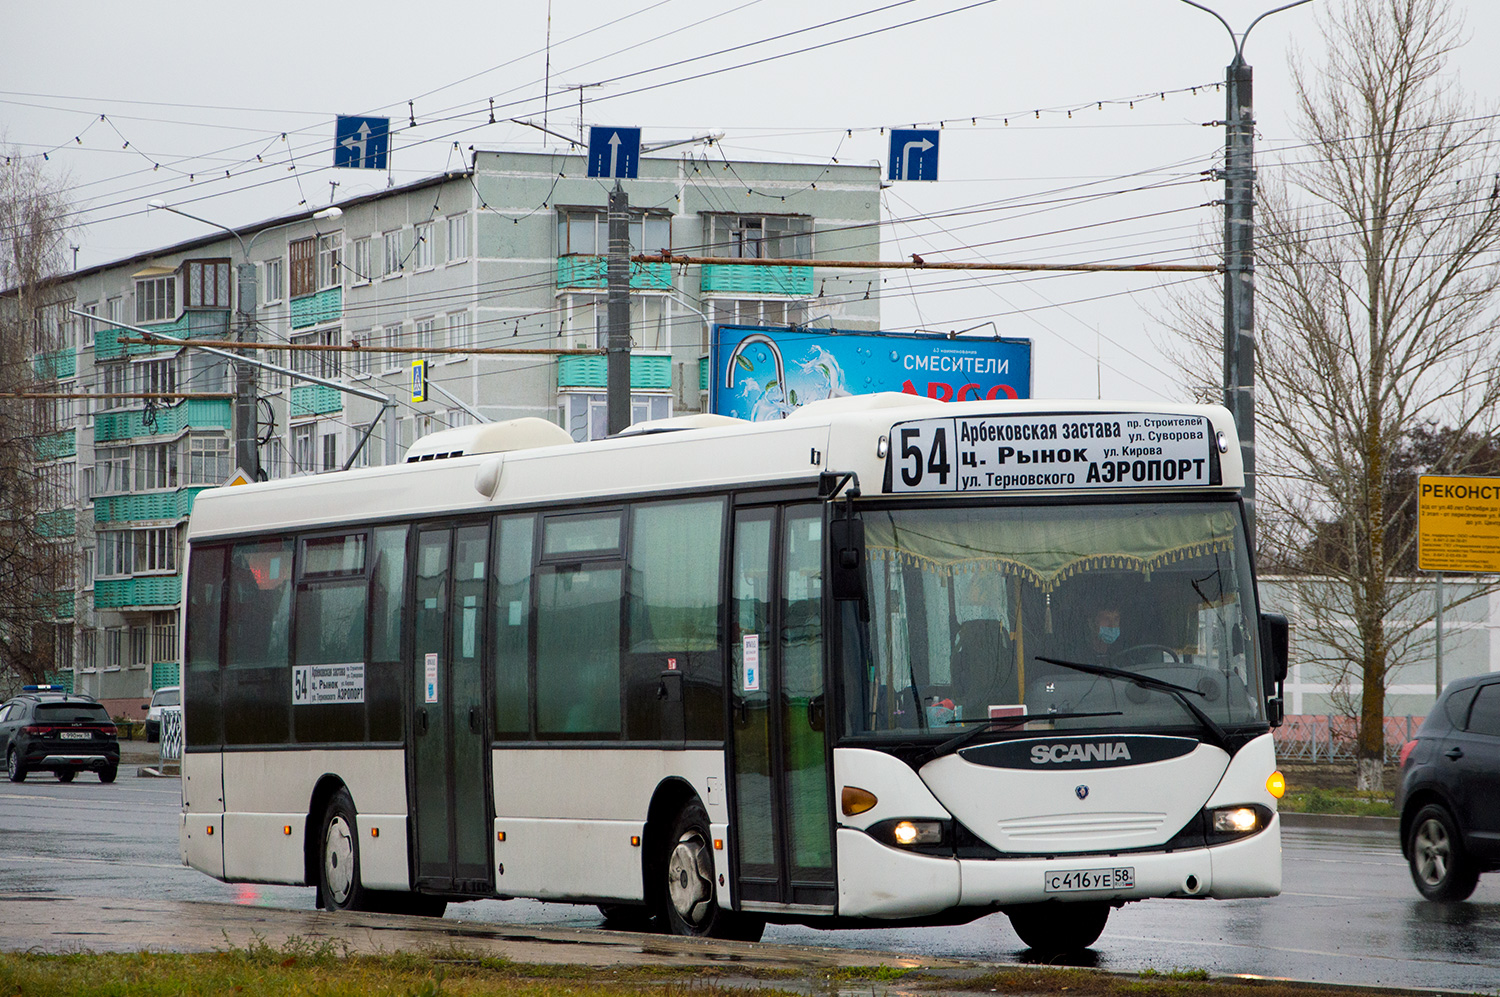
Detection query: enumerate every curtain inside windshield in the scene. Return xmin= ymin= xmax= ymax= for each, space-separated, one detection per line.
xmin=840 ymin=502 xmax=1264 ymax=738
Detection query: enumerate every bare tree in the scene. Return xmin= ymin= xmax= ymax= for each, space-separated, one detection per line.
xmin=1169 ymin=0 xmax=1500 ymax=790
xmin=0 ymin=149 xmax=76 ymax=693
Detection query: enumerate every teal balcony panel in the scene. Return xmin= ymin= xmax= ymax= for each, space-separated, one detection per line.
xmin=94 ymin=574 xmax=182 ymax=610
xmin=151 ymin=662 xmax=181 ymax=689
xmin=33 ymin=349 xmax=76 ymax=381
xmin=291 ymin=288 xmax=343 ymax=330
xmin=699 ymin=263 xmax=813 ymax=296
xmin=698 ymin=356 xmax=708 ymax=395
xmin=31 ymin=429 xmax=76 ymax=461
xmin=44 ymin=672 xmax=74 ymax=694
xmin=45 ymin=591 xmax=74 ymax=620
xmin=37 ymin=508 xmax=76 ymax=538
xmin=556 ymin=256 xmax=673 ymax=291
xmin=94 ymin=310 xmax=231 ymax=361
xmin=94 ymin=398 xmax=232 ymax=442
xmin=93 ymin=486 xmax=209 ymax=525
xmin=557 ymin=354 xmax=671 ymax=390
xmin=291 ymin=384 xmax=344 ymax=418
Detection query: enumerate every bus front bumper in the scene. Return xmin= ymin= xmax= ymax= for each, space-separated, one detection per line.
xmin=835 ymin=814 xmax=1281 ymax=919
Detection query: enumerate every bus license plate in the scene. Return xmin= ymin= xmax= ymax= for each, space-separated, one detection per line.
xmin=1044 ymin=867 xmax=1134 ymax=893
xmin=59 ymin=731 xmax=90 ymax=740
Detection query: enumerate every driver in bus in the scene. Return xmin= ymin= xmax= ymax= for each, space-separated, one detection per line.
xmin=1088 ymin=605 xmax=1123 ymax=663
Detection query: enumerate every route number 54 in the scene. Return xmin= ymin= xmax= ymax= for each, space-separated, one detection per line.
xmin=900 ymin=426 xmax=952 ymax=488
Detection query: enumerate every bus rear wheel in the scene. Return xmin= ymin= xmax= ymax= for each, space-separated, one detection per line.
xmin=1006 ymin=901 xmax=1109 ymax=954
xmin=657 ymin=800 xmax=764 ymax=942
xmin=320 ymin=788 xmax=371 ymax=912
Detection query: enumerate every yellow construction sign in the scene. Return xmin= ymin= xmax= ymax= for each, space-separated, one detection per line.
xmin=1418 ymin=475 xmax=1500 ymax=572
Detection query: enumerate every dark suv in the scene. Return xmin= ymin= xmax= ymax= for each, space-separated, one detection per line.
xmin=0 ymin=687 xmax=120 ymax=784
xmin=1397 ymin=674 xmax=1500 ymax=900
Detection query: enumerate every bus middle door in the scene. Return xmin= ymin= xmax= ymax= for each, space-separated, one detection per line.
xmin=410 ymin=522 xmax=493 ymax=896
xmin=729 ymin=503 xmax=837 ymax=913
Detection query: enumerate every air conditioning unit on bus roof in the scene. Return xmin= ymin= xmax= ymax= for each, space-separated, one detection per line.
xmin=405 ymin=418 xmax=574 ymax=462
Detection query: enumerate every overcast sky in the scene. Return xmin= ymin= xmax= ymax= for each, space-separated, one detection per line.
xmin=5 ymin=0 xmax=1498 ymax=401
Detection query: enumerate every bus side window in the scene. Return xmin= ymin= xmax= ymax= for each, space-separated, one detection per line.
xmin=224 ymin=538 xmax=294 ymax=745
xmin=184 ymin=544 xmax=227 ymax=748
xmin=367 ymin=526 xmax=407 ymax=742
xmin=492 ymin=514 xmax=534 ymax=738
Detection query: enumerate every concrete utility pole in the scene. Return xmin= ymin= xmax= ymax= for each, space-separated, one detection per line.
xmin=1178 ymin=0 xmax=1313 ymax=550
xmin=606 ymin=181 xmax=631 ymax=436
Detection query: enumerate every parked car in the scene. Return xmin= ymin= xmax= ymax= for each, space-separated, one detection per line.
xmin=1397 ymin=673 xmax=1500 ymax=900
xmin=0 ymin=686 xmax=120 ymax=783
xmin=141 ymin=685 xmax=180 ymax=743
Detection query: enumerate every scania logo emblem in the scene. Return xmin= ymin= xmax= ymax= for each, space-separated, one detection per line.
xmin=1075 ymin=785 xmax=1090 ymax=800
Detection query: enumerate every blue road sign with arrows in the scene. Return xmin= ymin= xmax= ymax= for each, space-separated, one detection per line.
xmin=587 ymin=127 xmax=641 ymax=179
xmin=888 ymin=129 xmax=939 ymax=181
xmin=334 ymin=116 xmax=390 ymax=170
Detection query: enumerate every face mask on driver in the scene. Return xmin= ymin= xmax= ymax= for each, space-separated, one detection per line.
xmin=1098 ymin=625 xmax=1121 ymax=645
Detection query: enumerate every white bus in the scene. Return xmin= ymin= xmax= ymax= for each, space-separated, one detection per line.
xmin=179 ymin=393 xmax=1287 ymax=952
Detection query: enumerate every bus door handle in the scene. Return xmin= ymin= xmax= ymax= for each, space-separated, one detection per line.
xmin=1446 ymin=746 xmax=1464 ymax=760
xmin=416 ymin=708 xmax=429 ymax=735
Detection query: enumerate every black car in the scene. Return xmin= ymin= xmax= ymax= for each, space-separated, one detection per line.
xmin=1397 ymin=673 xmax=1500 ymax=900
xmin=0 ymin=687 xmax=120 ymax=784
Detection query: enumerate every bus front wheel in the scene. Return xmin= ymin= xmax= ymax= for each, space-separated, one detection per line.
xmin=657 ymin=800 xmax=764 ymax=942
xmin=1006 ymin=901 xmax=1109 ymax=954
xmin=320 ymin=788 xmax=370 ymax=912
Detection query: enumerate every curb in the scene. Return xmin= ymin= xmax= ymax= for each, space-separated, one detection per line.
xmin=1279 ymin=811 xmax=1398 ymax=830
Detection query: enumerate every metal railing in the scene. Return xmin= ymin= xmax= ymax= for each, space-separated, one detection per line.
xmin=1272 ymin=714 xmax=1419 ymax=764
xmin=159 ymin=705 xmax=183 ymax=763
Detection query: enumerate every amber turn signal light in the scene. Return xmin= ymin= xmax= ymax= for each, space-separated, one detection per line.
xmin=841 ymin=786 xmax=877 ymax=816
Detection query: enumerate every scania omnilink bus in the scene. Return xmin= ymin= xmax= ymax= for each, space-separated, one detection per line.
xmin=179 ymin=393 xmax=1287 ymax=952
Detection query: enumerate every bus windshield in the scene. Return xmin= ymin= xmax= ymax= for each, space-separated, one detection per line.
xmin=839 ymin=500 xmax=1266 ymax=740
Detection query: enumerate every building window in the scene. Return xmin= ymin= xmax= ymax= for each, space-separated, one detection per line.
xmin=381 ymin=322 xmax=405 ymax=371
xmin=557 ymin=207 xmax=670 ymax=256
xmin=292 ymin=424 xmax=315 ymax=473
xmin=80 ymin=549 xmax=95 ymax=591
xmin=414 ymin=221 xmax=434 ymax=269
xmin=96 ymin=447 xmax=130 ymax=494
xmin=100 ymin=363 xmax=128 ymax=410
xmin=107 ymin=296 xmax=123 ymax=337
xmin=134 ymin=442 xmax=179 ymax=491
xmin=446 ymin=311 xmax=472 ymax=353
xmin=81 ymin=302 xmax=97 ymax=348
xmin=348 ymin=329 xmax=372 ymax=376
xmin=33 ymin=300 xmax=75 ymax=353
xmin=105 ymin=629 xmax=123 ymax=670
xmin=186 ymin=434 xmax=230 ymax=485
xmin=133 ymin=356 xmax=178 ymax=396
xmin=351 ymin=424 xmax=374 ymax=468
xmin=79 ymin=465 xmax=94 ymax=505
xmin=321 ymin=433 xmax=338 ymax=472
xmin=447 ymin=213 xmax=469 ymax=261
xmin=558 ymin=292 xmax=670 ymax=350
xmin=135 ymin=275 xmax=177 ymax=323
xmin=560 ymin=393 xmax=671 ymax=442
xmin=263 ymin=257 xmax=284 ymax=304
xmin=289 ymin=326 xmax=340 ymax=378
xmin=290 ymin=237 xmax=316 ymax=297
xmin=704 ymin=214 xmax=811 ymax=259
xmin=183 ymin=259 xmax=232 ymax=309
xmin=709 ymin=298 xmax=808 ymax=329
xmin=382 ymin=230 xmax=404 ymax=277
xmin=134 ymin=527 xmax=178 ymax=574
xmin=414 ymin=318 xmax=436 ymax=353
xmin=317 ymin=233 xmax=342 ymax=290
xmin=265 ymin=438 xmax=287 ymax=480
xmin=98 ymin=532 xmax=132 ymax=578
xmin=352 ymin=239 xmax=373 ymax=283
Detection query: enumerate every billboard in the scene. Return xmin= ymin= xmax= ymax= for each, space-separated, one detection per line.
xmin=710 ymin=326 xmax=1032 ymax=422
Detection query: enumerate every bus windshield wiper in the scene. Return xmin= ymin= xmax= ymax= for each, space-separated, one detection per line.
xmin=1034 ymin=656 xmax=1229 ymax=750
xmin=909 ymin=710 xmax=1123 ymax=769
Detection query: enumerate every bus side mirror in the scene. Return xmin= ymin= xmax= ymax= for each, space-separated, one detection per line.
xmin=829 ymin=517 xmax=865 ymax=604
xmin=1260 ymin=612 xmax=1289 ymax=727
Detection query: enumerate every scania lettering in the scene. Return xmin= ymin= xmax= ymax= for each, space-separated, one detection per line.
xmin=180 ymin=393 xmax=1286 ymax=958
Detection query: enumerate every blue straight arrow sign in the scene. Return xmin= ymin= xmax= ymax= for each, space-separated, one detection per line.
xmin=888 ymin=129 xmax=940 ymax=181
xmin=587 ymin=126 xmax=641 ymax=179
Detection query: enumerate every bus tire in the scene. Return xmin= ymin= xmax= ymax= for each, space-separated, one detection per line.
xmin=598 ymin=903 xmax=656 ymax=931
xmin=1006 ymin=901 xmax=1109 ymax=954
xmin=319 ymin=788 xmax=370 ymax=912
xmin=657 ymin=799 xmax=765 ymax=942
xmin=1408 ymin=804 xmax=1479 ymax=901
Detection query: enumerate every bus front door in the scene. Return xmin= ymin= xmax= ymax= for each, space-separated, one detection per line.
xmin=410 ymin=523 xmax=493 ymax=896
xmin=730 ymin=504 xmax=837 ymax=913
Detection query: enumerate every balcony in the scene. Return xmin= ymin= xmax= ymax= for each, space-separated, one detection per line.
xmin=699 ymin=263 xmax=813 ymax=296
xmin=94 ymin=574 xmax=182 ymax=610
xmin=94 ymin=309 xmax=230 ymax=362
xmin=557 ymin=354 xmax=671 ymax=390
xmin=37 ymin=508 xmax=76 ymax=539
xmin=291 ymin=287 xmax=343 ymax=330
xmin=32 ymin=429 xmax=76 ymax=460
xmin=94 ymin=399 xmax=232 ymax=443
xmin=33 ymin=348 xmax=75 ymax=381
xmin=556 ymin=256 xmax=673 ymax=291
xmin=93 ymin=487 xmax=209 ymax=526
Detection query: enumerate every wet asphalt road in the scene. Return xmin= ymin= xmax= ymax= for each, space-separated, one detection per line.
xmin=1 ymin=766 xmax=1498 ymax=991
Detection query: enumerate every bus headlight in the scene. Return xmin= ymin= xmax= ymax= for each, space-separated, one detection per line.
xmin=868 ymin=818 xmax=948 ymax=850
xmin=1205 ymin=803 xmax=1273 ymax=843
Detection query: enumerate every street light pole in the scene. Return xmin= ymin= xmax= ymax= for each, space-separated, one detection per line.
xmin=147 ymin=201 xmax=342 ymax=479
xmin=1177 ymin=0 xmax=1313 ymax=550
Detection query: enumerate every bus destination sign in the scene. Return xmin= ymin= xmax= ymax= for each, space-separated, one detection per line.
xmin=884 ymin=413 xmax=1214 ymax=494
